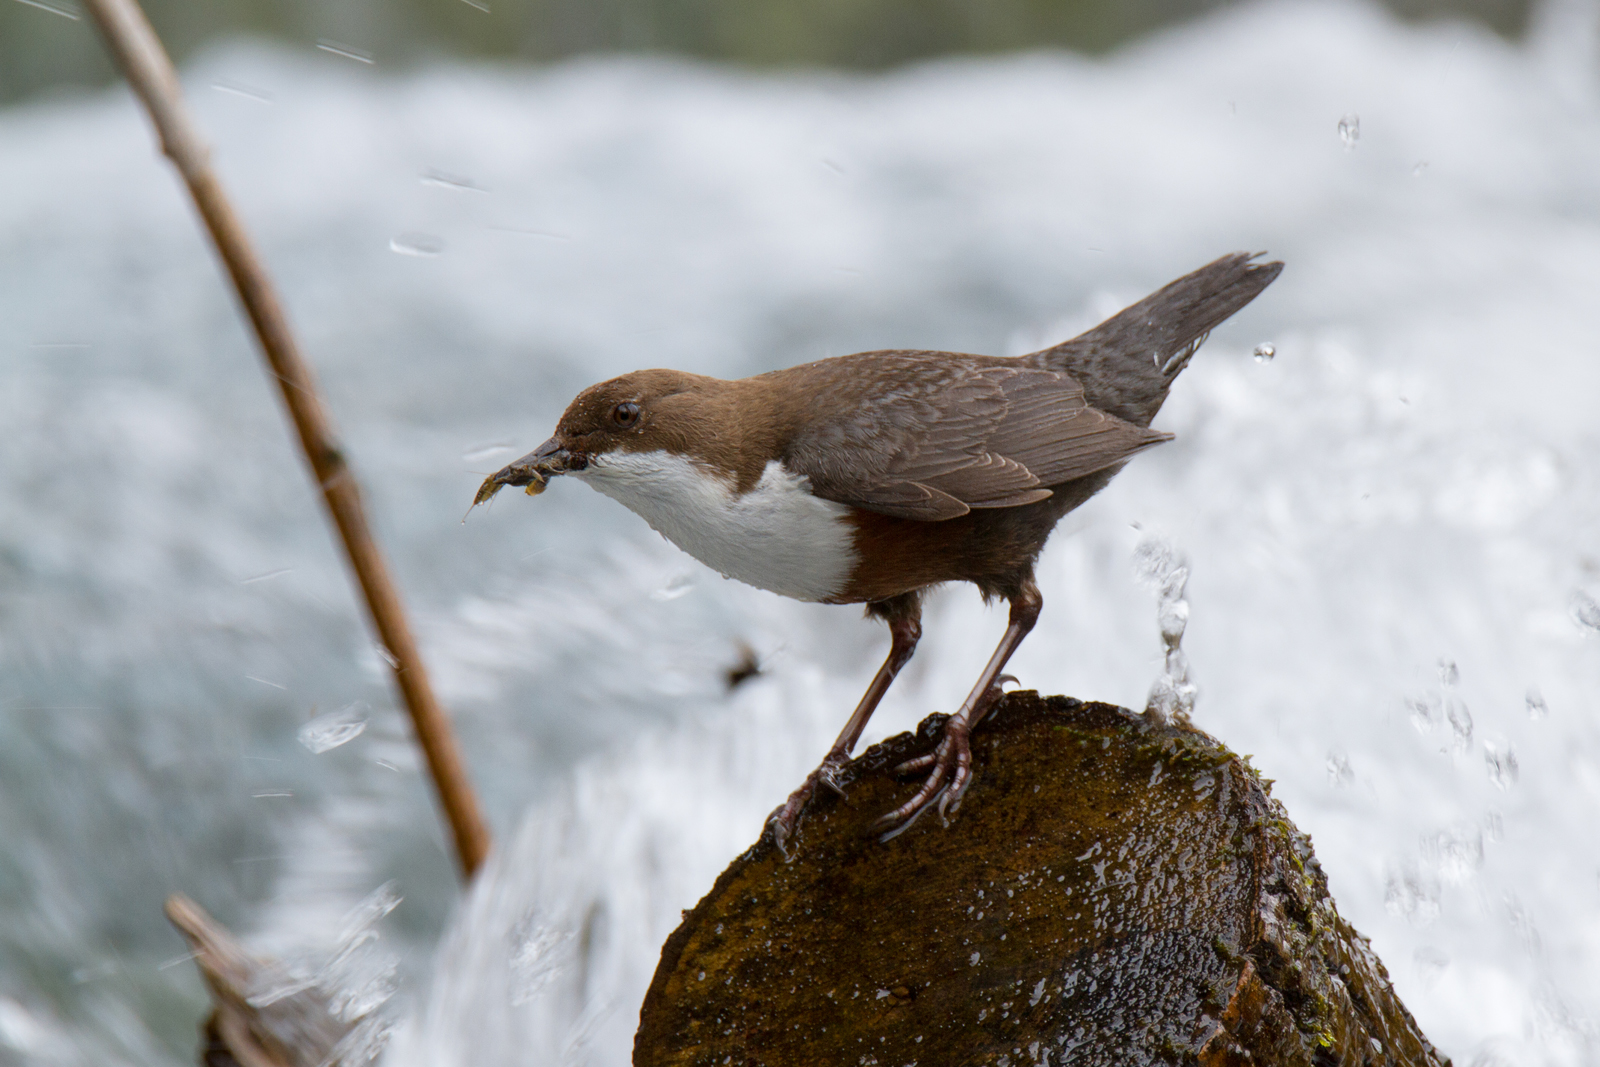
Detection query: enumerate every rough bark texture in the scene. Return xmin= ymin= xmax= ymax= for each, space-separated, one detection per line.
xmin=635 ymin=694 xmax=1449 ymax=1067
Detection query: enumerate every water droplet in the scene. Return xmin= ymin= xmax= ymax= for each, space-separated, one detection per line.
xmin=1384 ymin=865 xmax=1441 ymax=925
xmin=1526 ymin=689 xmax=1549 ymax=719
xmin=1407 ymin=696 xmax=1437 ymax=733
xmin=339 ymin=882 xmax=401 ymax=942
xmin=211 ymin=81 xmax=274 ymax=103
xmin=651 ymin=574 xmax=696 ymax=601
xmin=1412 ymin=160 xmax=1429 ymax=177
xmin=13 ymin=0 xmax=80 ymax=19
xmin=1134 ymin=539 xmax=1178 ymax=587
xmin=509 ymin=919 xmax=571 ymax=1005
xmin=458 ymin=0 xmax=489 ymax=11
xmin=461 ymin=442 xmax=513 ymax=463
xmin=246 ymin=973 xmax=319 ymax=1008
xmin=421 ymin=169 xmax=486 ymax=193
xmin=1483 ymin=810 xmax=1504 ymax=841
xmin=1484 ymin=741 xmax=1519 ymax=790
xmin=1145 ymin=673 xmax=1195 ymax=724
xmin=1137 ymin=539 xmax=1194 ymax=721
xmin=316 ymin=39 xmax=374 ymax=64
xmin=246 ymin=675 xmax=288 ymax=690
xmin=1572 ymin=590 xmax=1600 ymax=632
xmin=1338 ymin=113 xmax=1360 ymax=149
xmin=1504 ymin=895 xmax=1541 ymax=955
xmin=1422 ymin=826 xmax=1483 ymax=883
xmin=298 ymin=703 xmax=369 ymax=754
xmin=1326 ymin=750 xmax=1354 ymax=785
xmin=240 ymin=568 xmax=293 ymax=584
xmin=389 ymin=233 xmax=444 ymax=257
xmin=1445 ymin=697 xmax=1473 ymax=752
xmin=1252 ymin=342 xmax=1275 ymax=363
xmin=1157 ymin=599 xmax=1189 ymax=643
xmin=1438 ymin=659 xmax=1459 ymax=687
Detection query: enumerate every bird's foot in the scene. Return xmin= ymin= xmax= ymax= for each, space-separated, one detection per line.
xmin=872 ymin=714 xmax=974 ymax=836
xmin=766 ymin=750 xmax=851 ymax=857
xmin=871 ymin=675 xmax=1016 ymax=837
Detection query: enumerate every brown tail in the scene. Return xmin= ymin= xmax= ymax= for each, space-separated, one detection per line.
xmin=1025 ymin=252 xmax=1284 ymax=428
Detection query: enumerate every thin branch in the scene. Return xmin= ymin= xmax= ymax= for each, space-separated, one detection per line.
xmin=166 ymin=894 xmax=349 ymax=1067
xmin=80 ymin=0 xmax=491 ymax=878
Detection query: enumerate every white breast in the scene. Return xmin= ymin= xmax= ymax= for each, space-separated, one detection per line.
xmin=574 ymin=451 xmax=857 ymax=603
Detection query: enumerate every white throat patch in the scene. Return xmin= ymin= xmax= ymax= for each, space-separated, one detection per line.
xmin=574 ymin=451 xmax=856 ymax=602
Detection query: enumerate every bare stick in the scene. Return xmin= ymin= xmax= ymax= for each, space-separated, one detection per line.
xmin=165 ymin=894 xmax=350 ymax=1067
xmin=81 ymin=0 xmax=492 ymax=878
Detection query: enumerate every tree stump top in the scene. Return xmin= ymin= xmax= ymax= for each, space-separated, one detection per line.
xmin=636 ymin=693 xmax=1448 ymax=1067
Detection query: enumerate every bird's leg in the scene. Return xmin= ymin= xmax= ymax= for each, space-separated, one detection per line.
xmin=767 ymin=594 xmax=922 ymax=853
xmin=873 ymin=578 xmax=1042 ymax=834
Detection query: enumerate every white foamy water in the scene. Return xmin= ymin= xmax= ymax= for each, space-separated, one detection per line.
xmin=3 ymin=2 xmax=1599 ymax=1064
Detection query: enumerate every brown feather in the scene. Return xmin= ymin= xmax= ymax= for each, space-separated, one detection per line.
xmin=772 ymin=354 xmax=1166 ymax=521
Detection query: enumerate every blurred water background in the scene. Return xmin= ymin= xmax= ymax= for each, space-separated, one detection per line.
xmin=0 ymin=0 xmax=1535 ymax=105
xmin=3 ymin=0 xmax=1600 ymax=1064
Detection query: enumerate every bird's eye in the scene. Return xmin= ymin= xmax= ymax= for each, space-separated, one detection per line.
xmin=610 ymin=401 xmax=641 ymax=429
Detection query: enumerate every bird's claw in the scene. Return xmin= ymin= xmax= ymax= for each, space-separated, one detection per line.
xmin=873 ymin=715 xmax=974 ymax=835
xmin=876 ymin=679 xmax=1014 ymax=835
xmin=767 ymin=751 xmax=851 ymax=857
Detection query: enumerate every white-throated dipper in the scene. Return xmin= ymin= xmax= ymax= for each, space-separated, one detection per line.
xmin=475 ymin=252 xmax=1282 ymax=848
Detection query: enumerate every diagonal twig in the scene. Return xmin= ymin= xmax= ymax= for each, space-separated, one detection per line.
xmin=80 ymin=0 xmax=491 ymax=878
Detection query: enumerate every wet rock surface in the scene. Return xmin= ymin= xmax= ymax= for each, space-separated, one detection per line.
xmin=635 ymin=693 xmax=1450 ymax=1066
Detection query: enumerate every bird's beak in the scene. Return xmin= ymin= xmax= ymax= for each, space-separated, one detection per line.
xmin=472 ymin=437 xmax=585 ymax=507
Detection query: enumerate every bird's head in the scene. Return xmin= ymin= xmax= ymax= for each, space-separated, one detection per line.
xmin=471 ymin=368 xmax=716 ymax=506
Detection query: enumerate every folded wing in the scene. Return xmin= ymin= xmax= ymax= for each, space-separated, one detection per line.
xmin=784 ymin=355 xmax=1170 ymax=521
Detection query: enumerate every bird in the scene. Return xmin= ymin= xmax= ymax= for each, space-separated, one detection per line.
xmin=473 ymin=252 xmax=1283 ymax=849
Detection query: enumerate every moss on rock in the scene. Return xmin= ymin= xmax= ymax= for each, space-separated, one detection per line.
xmin=636 ymin=693 xmax=1448 ymax=1067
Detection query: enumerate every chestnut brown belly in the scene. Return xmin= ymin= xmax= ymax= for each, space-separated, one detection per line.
xmin=828 ymin=470 xmax=1118 ymax=604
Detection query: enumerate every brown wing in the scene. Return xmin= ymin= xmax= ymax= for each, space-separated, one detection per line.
xmin=782 ymin=354 xmax=1171 ymax=521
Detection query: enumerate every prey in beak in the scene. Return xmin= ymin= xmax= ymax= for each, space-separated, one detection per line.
xmin=470 ymin=438 xmax=584 ymax=508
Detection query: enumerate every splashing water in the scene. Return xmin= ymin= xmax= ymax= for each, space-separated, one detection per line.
xmin=298 ymin=703 xmax=371 ymax=754
xmin=1571 ymin=591 xmax=1600 ymax=633
xmin=389 ymin=233 xmax=446 ymax=257
xmin=4 ymin=3 xmax=1600 ymax=1066
xmin=1525 ymin=690 xmax=1549 ymax=721
xmin=1338 ymin=112 xmax=1361 ymax=149
xmin=1441 ymin=660 xmax=1474 ymax=754
xmin=316 ymin=40 xmax=375 ymax=65
xmin=1483 ymin=740 xmax=1519 ymax=791
xmin=1135 ymin=538 xmax=1194 ymax=724
xmin=230 ymin=882 xmax=400 ymax=1066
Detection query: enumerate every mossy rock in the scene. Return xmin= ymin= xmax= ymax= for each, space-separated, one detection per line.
xmin=635 ymin=693 xmax=1449 ymax=1067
